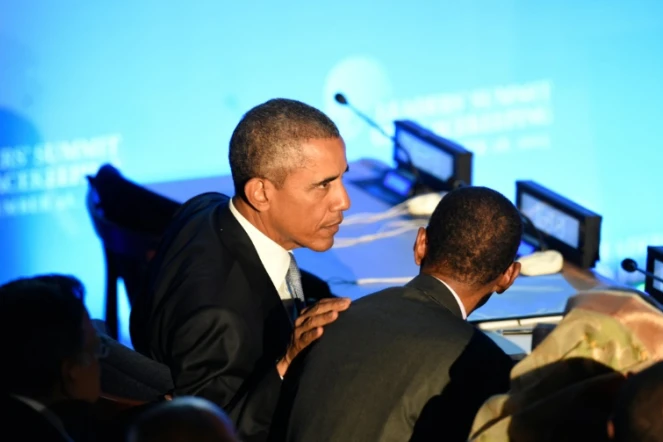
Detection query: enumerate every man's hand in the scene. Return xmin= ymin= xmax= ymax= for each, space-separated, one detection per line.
xmin=276 ymin=297 xmax=351 ymax=377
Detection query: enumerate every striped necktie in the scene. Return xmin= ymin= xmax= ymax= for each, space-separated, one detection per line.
xmin=286 ymin=253 xmax=305 ymax=303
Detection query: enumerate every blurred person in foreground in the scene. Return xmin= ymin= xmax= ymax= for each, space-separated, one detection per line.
xmin=0 ymin=274 xmax=104 ymax=442
xmin=609 ymin=359 xmax=663 ymax=442
xmin=471 ymin=289 xmax=663 ymax=442
xmin=127 ymin=396 xmax=238 ymax=442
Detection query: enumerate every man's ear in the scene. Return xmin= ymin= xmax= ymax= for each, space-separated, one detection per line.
xmin=60 ymin=357 xmax=83 ymax=395
xmin=413 ymin=227 xmax=428 ymax=267
xmin=494 ymin=261 xmax=521 ymax=294
xmin=243 ymin=178 xmax=272 ymax=211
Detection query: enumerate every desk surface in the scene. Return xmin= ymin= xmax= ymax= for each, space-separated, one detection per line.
xmin=147 ymin=159 xmax=614 ymax=323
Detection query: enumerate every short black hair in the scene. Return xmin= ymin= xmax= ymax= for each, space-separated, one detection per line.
xmin=128 ymin=397 xmax=236 ymax=442
xmin=229 ymin=98 xmax=340 ymax=198
xmin=33 ymin=273 xmax=86 ymax=301
xmin=424 ymin=186 xmax=523 ymax=286
xmin=613 ymin=361 xmax=663 ymax=442
xmin=0 ymin=274 xmax=87 ymax=398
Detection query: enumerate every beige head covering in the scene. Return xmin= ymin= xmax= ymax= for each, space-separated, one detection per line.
xmin=469 ymin=290 xmax=663 ymax=442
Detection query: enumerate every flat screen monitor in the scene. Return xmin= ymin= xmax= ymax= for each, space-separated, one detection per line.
xmin=516 ymin=180 xmax=602 ymax=268
xmin=645 ymin=246 xmax=663 ymax=304
xmin=393 ymin=120 xmax=472 ymax=191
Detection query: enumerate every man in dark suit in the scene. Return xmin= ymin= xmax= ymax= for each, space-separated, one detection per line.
xmin=130 ymin=98 xmax=352 ymax=442
xmin=270 ymin=186 xmax=523 ymax=442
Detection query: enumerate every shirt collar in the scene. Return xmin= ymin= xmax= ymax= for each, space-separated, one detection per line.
xmin=433 ymin=277 xmax=467 ymax=320
xmin=229 ymin=199 xmax=291 ymax=293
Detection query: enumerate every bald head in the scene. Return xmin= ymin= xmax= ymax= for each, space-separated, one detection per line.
xmin=127 ymin=397 xmax=238 ymax=442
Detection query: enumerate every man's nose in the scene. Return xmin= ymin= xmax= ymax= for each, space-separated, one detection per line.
xmin=336 ymin=181 xmax=351 ymax=212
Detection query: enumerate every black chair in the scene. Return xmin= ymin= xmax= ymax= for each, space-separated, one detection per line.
xmin=86 ymin=165 xmax=180 ymax=340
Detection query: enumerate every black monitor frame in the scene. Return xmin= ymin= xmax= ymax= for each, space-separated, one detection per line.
xmin=645 ymin=246 xmax=663 ymax=304
xmin=516 ymin=180 xmax=602 ymax=268
xmin=393 ymin=120 xmax=472 ymax=192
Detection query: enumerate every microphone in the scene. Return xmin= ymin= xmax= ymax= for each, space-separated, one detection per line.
xmin=334 ymin=92 xmax=418 ymax=180
xmin=334 ymin=93 xmax=397 ymax=144
xmin=621 ymin=258 xmax=663 ymax=285
xmin=333 ymin=93 xmax=348 ymax=105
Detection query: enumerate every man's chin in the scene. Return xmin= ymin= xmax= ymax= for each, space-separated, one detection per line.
xmin=305 ymin=238 xmax=335 ymax=253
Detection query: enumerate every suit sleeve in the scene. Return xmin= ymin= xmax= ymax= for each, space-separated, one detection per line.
xmin=166 ymin=306 xmax=283 ymax=442
xmin=410 ymin=330 xmax=514 ymax=442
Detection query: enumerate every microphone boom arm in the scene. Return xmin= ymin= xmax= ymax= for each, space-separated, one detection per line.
xmin=334 ymin=92 xmax=420 ymax=188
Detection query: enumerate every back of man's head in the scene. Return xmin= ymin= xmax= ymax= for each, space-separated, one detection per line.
xmin=127 ymin=397 xmax=238 ymax=442
xmin=0 ymin=274 xmax=87 ymax=399
xmin=612 ymin=361 xmax=663 ymax=442
xmin=229 ymin=98 xmax=340 ymax=198
xmin=423 ymin=186 xmax=523 ymax=286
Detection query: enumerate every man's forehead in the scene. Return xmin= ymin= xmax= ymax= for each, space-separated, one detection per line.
xmin=299 ymin=135 xmax=343 ymax=155
xmin=277 ymin=137 xmax=344 ymax=180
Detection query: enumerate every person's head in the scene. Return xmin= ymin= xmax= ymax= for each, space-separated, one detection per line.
xmin=127 ymin=396 xmax=238 ymax=442
xmin=413 ymin=186 xmax=523 ymax=314
xmin=33 ymin=273 xmax=87 ymax=301
xmin=0 ymin=274 xmax=102 ymax=404
xmin=610 ymin=362 xmax=663 ymax=441
xmin=229 ymin=98 xmax=351 ymax=252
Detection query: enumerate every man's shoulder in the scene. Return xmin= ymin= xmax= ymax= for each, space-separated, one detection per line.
xmin=353 ymin=284 xmax=469 ymax=326
xmin=327 ymin=286 xmax=474 ymax=348
xmin=331 ymin=288 xmax=512 ymax=366
xmin=163 ymin=192 xmax=231 ymax=245
xmin=145 ymin=191 xmax=238 ymax=293
xmin=175 ymin=192 xmax=231 ymax=222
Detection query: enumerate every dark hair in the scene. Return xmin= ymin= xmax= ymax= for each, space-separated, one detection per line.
xmin=0 ymin=274 xmax=87 ymax=398
xmin=128 ymin=397 xmax=237 ymax=442
xmin=424 ymin=186 xmax=523 ymax=286
xmin=612 ymin=361 xmax=663 ymax=441
xmin=33 ymin=273 xmax=86 ymax=301
xmin=229 ymin=98 xmax=340 ymax=198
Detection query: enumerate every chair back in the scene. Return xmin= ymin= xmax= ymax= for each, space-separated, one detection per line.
xmin=87 ymin=183 xmax=162 ymax=259
xmin=86 ymin=180 xmax=163 ymax=339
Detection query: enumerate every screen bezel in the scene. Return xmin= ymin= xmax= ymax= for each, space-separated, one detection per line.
xmin=645 ymin=246 xmax=663 ymax=304
xmin=393 ymin=120 xmax=473 ymax=191
xmin=516 ymin=180 xmax=601 ymax=268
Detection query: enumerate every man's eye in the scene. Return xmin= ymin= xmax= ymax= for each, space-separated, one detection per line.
xmin=319 ymin=182 xmax=330 ymax=189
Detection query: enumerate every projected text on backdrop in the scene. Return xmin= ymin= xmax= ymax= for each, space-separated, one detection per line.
xmin=374 ymin=80 xmax=553 ymax=156
xmin=0 ymin=134 xmax=122 ymax=217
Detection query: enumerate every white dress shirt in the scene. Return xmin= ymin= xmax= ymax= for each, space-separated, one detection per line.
xmin=434 ymin=277 xmax=468 ymax=320
xmin=229 ymin=199 xmax=293 ymax=300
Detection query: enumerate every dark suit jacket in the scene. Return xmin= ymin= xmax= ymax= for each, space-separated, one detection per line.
xmin=1 ymin=395 xmax=71 ymax=442
xmin=130 ymin=192 xmax=295 ymax=442
xmin=270 ymin=274 xmax=514 ymax=442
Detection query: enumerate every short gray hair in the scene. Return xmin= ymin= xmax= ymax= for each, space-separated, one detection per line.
xmin=229 ymin=98 xmax=340 ymax=197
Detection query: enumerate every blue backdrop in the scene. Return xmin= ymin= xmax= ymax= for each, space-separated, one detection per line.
xmin=1 ymin=1 xmax=663 ymax=334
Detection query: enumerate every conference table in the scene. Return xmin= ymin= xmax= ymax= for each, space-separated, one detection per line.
xmin=147 ymin=158 xmax=618 ymax=357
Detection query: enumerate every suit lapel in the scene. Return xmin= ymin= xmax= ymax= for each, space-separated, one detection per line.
xmin=214 ymin=200 xmax=293 ymax=340
xmin=406 ymin=274 xmax=464 ymax=319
